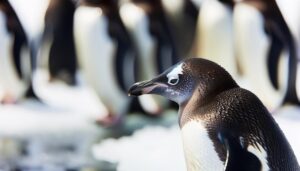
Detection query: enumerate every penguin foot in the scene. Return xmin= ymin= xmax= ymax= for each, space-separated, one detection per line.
xmin=1 ymin=93 xmax=17 ymax=104
xmin=95 ymin=113 xmax=123 ymax=128
xmin=145 ymin=109 xmax=163 ymax=117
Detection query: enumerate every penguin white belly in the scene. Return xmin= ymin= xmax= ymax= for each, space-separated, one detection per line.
xmin=74 ymin=6 xmax=129 ymax=115
xmin=275 ymin=0 xmax=300 ymax=42
xmin=120 ymin=3 xmax=168 ymax=114
xmin=0 ymin=12 xmax=27 ymax=100
xmin=181 ymin=121 xmax=224 ymax=171
xmin=196 ymin=0 xmax=237 ymax=79
xmin=233 ymin=4 xmax=287 ymax=110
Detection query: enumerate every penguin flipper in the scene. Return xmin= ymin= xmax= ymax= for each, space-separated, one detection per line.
xmin=218 ymin=131 xmax=262 ymax=171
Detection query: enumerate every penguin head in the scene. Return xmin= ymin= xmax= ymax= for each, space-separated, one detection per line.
xmin=128 ymin=57 xmax=238 ymax=105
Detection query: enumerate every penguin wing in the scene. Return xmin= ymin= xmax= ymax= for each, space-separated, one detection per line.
xmin=218 ymin=131 xmax=262 ymax=171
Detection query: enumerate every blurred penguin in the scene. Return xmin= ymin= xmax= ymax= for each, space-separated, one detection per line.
xmin=74 ymin=0 xmax=141 ymax=125
xmin=161 ymin=0 xmax=199 ymax=57
xmin=120 ymin=0 xmax=179 ymax=114
xmin=0 ymin=0 xmax=37 ymax=103
xmin=234 ymin=0 xmax=300 ymax=110
xmin=38 ymin=0 xmax=77 ymax=85
xmin=275 ymin=0 xmax=300 ymax=104
xmin=194 ymin=0 xmax=238 ymax=79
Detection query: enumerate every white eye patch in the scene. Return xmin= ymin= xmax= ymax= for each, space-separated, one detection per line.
xmin=166 ymin=63 xmax=183 ymax=85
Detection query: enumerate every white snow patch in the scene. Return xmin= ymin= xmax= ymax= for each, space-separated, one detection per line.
xmin=93 ymin=125 xmax=186 ymax=171
xmin=273 ymin=105 xmax=300 ymax=162
xmin=0 ymin=100 xmax=100 ymax=138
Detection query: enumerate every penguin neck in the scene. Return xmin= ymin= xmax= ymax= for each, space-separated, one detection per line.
xmin=178 ymin=89 xmax=206 ymax=128
xmin=178 ymin=82 xmax=238 ymax=127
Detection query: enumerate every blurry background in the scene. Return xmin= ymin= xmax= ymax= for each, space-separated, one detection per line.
xmin=0 ymin=0 xmax=300 ymax=170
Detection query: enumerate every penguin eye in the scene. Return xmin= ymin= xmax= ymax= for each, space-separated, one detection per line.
xmin=168 ymin=77 xmax=179 ymax=85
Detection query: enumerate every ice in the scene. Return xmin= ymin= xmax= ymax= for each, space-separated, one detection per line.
xmin=0 ymin=98 xmax=105 ymax=170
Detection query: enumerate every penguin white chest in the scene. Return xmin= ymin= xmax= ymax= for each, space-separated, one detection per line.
xmin=181 ymin=121 xmax=224 ymax=171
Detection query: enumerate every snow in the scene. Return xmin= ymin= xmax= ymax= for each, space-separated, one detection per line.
xmin=273 ymin=105 xmax=300 ymax=160
xmin=0 ymin=101 xmax=99 ymax=138
xmin=93 ymin=125 xmax=186 ymax=171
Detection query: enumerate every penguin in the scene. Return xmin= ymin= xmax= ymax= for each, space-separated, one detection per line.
xmin=272 ymin=1 xmax=300 ymax=104
xmin=194 ymin=0 xmax=238 ymax=79
xmin=119 ymin=0 xmax=179 ymax=114
xmin=38 ymin=0 xmax=77 ymax=85
xmin=0 ymin=0 xmax=37 ymax=103
xmin=128 ymin=57 xmax=299 ymax=170
xmin=233 ymin=0 xmax=300 ymax=110
xmin=74 ymin=0 xmax=139 ymax=125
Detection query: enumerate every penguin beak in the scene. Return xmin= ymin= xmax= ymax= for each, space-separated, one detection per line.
xmin=128 ymin=79 xmax=167 ymax=96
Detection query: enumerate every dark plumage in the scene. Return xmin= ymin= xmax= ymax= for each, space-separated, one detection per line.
xmin=43 ymin=0 xmax=77 ymax=85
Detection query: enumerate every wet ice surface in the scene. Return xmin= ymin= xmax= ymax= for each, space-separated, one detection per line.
xmin=93 ymin=105 xmax=300 ymax=171
xmin=0 ymin=100 xmax=105 ymax=170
